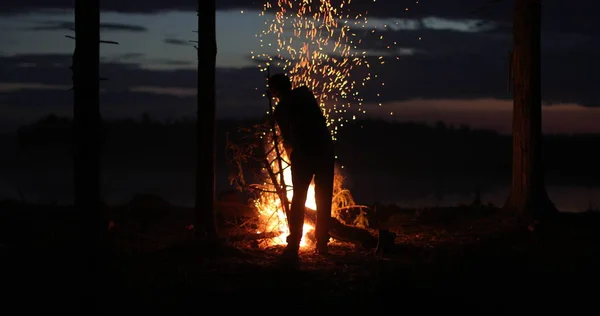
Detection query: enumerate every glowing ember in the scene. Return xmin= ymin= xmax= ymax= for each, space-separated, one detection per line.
xmin=252 ymin=0 xmax=402 ymax=139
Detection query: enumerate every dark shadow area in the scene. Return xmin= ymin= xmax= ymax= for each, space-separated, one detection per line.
xmin=2 ymin=116 xmax=600 ymax=313
xmin=2 ymin=203 xmax=600 ymax=313
xmin=2 ymin=114 xmax=599 ymax=210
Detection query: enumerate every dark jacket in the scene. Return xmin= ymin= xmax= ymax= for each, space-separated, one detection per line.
xmin=273 ymin=86 xmax=333 ymax=156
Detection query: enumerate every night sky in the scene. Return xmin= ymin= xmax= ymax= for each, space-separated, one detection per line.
xmin=1 ymin=0 xmax=598 ymax=134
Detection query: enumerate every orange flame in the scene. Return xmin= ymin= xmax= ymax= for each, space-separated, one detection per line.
xmin=254 ymin=139 xmax=316 ymax=247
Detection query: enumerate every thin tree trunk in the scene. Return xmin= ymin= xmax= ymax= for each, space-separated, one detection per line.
xmin=504 ymin=0 xmax=557 ymax=217
xmin=73 ymin=0 xmax=102 ymax=311
xmin=195 ymin=0 xmax=219 ymax=242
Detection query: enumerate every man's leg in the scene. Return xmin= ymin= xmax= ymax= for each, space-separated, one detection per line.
xmin=313 ymin=152 xmax=335 ymax=252
xmin=286 ymin=156 xmax=313 ymax=252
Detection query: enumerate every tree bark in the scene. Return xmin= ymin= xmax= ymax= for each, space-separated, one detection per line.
xmin=73 ymin=0 xmax=102 ymax=312
xmin=504 ymin=0 xmax=557 ymax=217
xmin=195 ymin=0 xmax=219 ymax=242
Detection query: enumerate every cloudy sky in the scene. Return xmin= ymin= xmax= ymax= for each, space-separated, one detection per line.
xmin=0 ymin=0 xmax=599 ymax=134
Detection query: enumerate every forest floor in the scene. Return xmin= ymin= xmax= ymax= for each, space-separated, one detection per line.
xmin=1 ymin=198 xmax=600 ymax=314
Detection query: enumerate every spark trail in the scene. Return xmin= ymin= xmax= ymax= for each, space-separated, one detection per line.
xmin=251 ymin=0 xmax=415 ymax=139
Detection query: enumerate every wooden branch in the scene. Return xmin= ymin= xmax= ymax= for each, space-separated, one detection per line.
xmin=226 ymin=231 xmax=279 ymax=242
xmin=334 ymin=205 xmax=370 ymax=212
xmin=264 ymin=67 xmax=291 ymax=219
xmin=247 ymin=187 xmax=278 ymax=194
xmin=262 ymin=154 xmax=290 ymax=219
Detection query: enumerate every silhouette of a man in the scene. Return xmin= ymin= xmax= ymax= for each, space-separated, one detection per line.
xmin=268 ymin=73 xmax=335 ymax=258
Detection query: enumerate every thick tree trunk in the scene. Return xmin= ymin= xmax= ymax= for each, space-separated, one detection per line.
xmin=195 ymin=0 xmax=219 ymax=242
xmin=73 ymin=0 xmax=102 ymax=312
xmin=504 ymin=0 xmax=557 ymax=217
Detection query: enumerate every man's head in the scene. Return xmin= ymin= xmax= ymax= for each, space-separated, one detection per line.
xmin=268 ymin=73 xmax=292 ymax=98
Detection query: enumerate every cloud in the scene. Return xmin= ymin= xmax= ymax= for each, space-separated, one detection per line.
xmin=26 ymin=20 xmax=148 ymax=32
xmin=119 ymin=53 xmax=144 ymax=60
xmin=360 ymin=49 xmax=599 ymax=107
xmin=0 ymin=43 xmax=598 ymax=113
xmin=342 ymin=21 xmax=599 ymax=107
xmin=0 ymin=82 xmax=70 ymax=92
xmin=129 ymin=86 xmax=195 ymax=97
xmin=1 ymin=0 xmax=598 ymax=135
xmin=1 ymin=12 xmax=599 ymax=131
xmin=164 ymin=38 xmax=192 ymax=46
xmin=150 ymin=58 xmax=194 ymax=67
xmin=368 ymin=99 xmax=600 ymax=135
xmin=0 ymin=0 xmax=507 ymax=19
xmin=0 ymin=53 xmax=267 ymax=131
xmin=99 ymin=54 xmax=194 ymax=69
xmin=0 ymin=0 xmax=591 ymax=26
xmin=2 ymin=1 xmax=598 ymax=43
xmin=354 ymin=22 xmax=595 ymax=58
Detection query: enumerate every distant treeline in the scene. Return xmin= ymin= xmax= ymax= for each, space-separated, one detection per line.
xmin=11 ymin=114 xmax=600 ymax=186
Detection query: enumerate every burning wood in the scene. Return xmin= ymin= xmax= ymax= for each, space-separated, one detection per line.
xmin=226 ymin=121 xmax=378 ymax=249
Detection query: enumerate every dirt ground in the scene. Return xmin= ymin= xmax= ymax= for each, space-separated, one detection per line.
xmin=2 ymin=201 xmax=600 ymax=314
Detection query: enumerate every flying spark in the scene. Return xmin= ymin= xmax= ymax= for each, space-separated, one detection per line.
xmin=251 ymin=0 xmax=416 ymax=139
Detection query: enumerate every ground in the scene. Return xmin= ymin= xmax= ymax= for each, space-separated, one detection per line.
xmin=2 ymin=200 xmax=600 ymax=314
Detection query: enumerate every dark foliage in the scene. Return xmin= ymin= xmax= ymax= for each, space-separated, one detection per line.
xmin=11 ymin=114 xmax=600 ymax=187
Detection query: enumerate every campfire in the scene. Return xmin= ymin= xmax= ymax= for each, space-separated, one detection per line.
xmin=227 ymin=123 xmax=375 ymax=249
xmin=239 ymin=0 xmax=398 ymax=249
xmin=253 ymin=137 xmax=317 ymax=247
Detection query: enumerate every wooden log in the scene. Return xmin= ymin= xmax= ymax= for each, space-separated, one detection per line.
xmin=216 ymin=201 xmax=379 ymax=249
xmin=303 ymin=208 xmax=378 ymax=250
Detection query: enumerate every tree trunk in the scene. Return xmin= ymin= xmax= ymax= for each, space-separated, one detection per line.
xmin=195 ymin=0 xmax=219 ymax=242
xmin=504 ymin=0 xmax=557 ymax=217
xmin=73 ymin=0 xmax=102 ymax=311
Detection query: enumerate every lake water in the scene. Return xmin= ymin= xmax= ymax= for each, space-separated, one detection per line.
xmin=1 ymin=167 xmax=598 ymax=212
